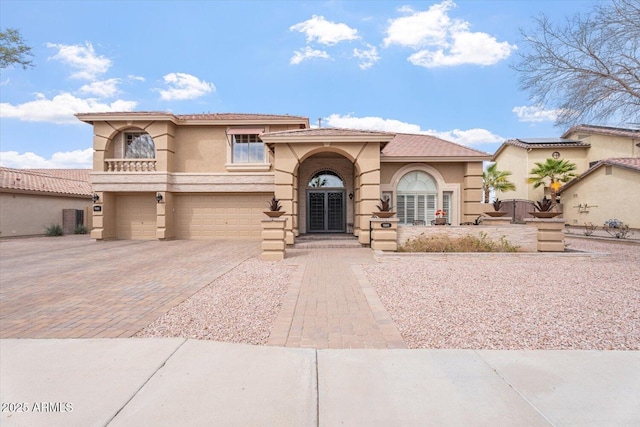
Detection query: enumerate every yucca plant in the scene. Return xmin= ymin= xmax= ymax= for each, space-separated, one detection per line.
xmin=45 ymin=224 xmax=63 ymax=236
xmin=491 ymin=198 xmax=503 ymax=211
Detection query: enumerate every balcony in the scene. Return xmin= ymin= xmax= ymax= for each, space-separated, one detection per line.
xmin=105 ymin=159 xmax=157 ymax=172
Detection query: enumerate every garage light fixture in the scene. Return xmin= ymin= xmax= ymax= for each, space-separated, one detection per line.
xmin=156 ymin=193 xmax=163 ymax=203
xmin=92 ymin=193 xmax=100 ymax=203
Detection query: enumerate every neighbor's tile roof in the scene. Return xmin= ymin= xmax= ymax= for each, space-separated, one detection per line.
xmin=0 ymin=168 xmax=92 ymax=197
xmin=562 ymin=124 xmax=640 ymax=139
xmin=559 ymin=157 xmax=640 ymax=193
xmin=382 ymin=133 xmax=491 ymax=158
xmin=503 ymin=138 xmax=590 ymax=149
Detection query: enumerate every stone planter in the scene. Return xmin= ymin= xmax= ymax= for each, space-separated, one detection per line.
xmin=263 ymin=211 xmax=286 ymax=218
xmin=484 ymin=211 xmax=507 ymax=217
xmin=434 ymin=218 xmax=447 ymax=225
xmin=529 ymin=212 xmax=561 ymax=218
xmin=373 ymin=211 xmax=395 ymax=218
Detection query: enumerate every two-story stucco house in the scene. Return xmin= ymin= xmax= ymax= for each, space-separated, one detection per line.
xmin=492 ymin=124 xmax=639 ymax=228
xmin=77 ymin=112 xmax=491 ymax=244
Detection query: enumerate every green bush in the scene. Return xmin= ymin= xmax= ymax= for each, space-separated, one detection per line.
xmin=399 ymin=232 xmax=518 ymax=253
xmin=45 ymin=224 xmax=64 ymax=236
xmin=74 ymin=224 xmax=88 ymax=234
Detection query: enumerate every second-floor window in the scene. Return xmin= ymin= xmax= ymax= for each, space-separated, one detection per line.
xmin=124 ymin=132 xmax=155 ymax=159
xmin=233 ymin=134 xmax=264 ymax=163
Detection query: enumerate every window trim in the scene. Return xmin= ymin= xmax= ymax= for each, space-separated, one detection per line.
xmin=225 ymin=127 xmax=271 ymax=172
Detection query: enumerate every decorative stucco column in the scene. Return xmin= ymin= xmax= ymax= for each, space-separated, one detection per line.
xmin=156 ymin=191 xmax=174 ymax=240
xmin=463 ymin=162 xmax=484 ymax=223
xmin=370 ymin=217 xmax=398 ymax=251
xmin=524 ymin=218 xmax=566 ymax=252
xmin=261 ymin=218 xmax=287 ymax=261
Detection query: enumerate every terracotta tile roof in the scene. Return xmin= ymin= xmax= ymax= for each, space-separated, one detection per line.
xmin=559 ymin=157 xmax=640 ymax=193
xmin=262 ymin=128 xmax=394 ymax=137
xmin=76 ymin=111 xmax=308 ymax=122
xmin=492 ymin=138 xmax=590 ymax=161
xmin=176 ymin=113 xmax=308 ymax=121
xmin=0 ymin=168 xmax=92 ymax=197
xmin=601 ymin=157 xmax=640 ymax=171
xmin=382 ymin=133 xmax=491 ymax=158
xmin=562 ymin=124 xmax=640 ymax=139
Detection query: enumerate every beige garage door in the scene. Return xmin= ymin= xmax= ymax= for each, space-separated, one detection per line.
xmin=175 ymin=194 xmax=267 ymax=239
xmin=116 ymin=194 xmax=157 ymax=240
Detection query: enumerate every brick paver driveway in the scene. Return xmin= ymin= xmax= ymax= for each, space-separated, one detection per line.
xmin=0 ymin=236 xmax=259 ymax=338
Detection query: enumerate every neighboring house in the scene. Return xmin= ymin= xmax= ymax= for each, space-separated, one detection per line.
xmin=77 ymin=112 xmax=491 ymax=243
xmin=492 ymin=124 xmax=639 ymax=227
xmin=0 ymin=168 xmax=92 ymax=237
xmin=558 ymin=158 xmax=640 ymax=229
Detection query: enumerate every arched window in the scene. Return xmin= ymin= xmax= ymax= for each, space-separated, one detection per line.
xmin=396 ymin=171 xmax=439 ymax=224
xmin=124 ymin=133 xmax=155 ymax=159
xmin=308 ymin=170 xmax=344 ymax=188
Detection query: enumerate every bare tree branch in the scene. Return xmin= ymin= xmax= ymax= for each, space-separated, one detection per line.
xmin=513 ymin=0 xmax=640 ymax=127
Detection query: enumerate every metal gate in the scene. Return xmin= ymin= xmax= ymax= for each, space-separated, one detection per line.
xmin=307 ymin=190 xmax=346 ymax=232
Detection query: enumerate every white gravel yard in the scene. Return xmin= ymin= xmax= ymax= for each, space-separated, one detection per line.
xmin=363 ymin=238 xmax=640 ymax=350
xmin=136 ymin=259 xmax=295 ymax=344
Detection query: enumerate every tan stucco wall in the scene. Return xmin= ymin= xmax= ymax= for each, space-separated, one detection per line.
xmin=494 ymin=146 xmax=589 ymax=201
xmin=174 ymin=126 xmax=229 ymax=172
xmin=566 ymin=132 xmax=638 ymax=163
xmin=0 ymin=192 xmax=91 ymax=237
xmin=561 ymin=166 xmax=640 ymax=229
xmin=380 ymin=162 xmax=465 ymax=185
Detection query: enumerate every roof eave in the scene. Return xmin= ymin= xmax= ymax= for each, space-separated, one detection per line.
xmin=381 ymin=155 xmax=491 ymax=162
xmin=75 ymin=112 xmax=178 ymax=125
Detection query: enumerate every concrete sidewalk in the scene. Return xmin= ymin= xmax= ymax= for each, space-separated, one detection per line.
xmin=1 ymin=339 xmax=639 ymax=426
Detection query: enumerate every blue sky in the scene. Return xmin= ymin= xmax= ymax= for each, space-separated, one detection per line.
xmin=1 ymin=0 xmax=597 ymax=169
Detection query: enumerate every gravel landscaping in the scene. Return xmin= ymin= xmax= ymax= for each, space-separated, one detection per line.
xmin=136 ymin=259 xmax=295 ymax=344
xmin=363 ymin=238 xmax=639 ymax=350
xmin=137 ymin=237 xmax=638 ymax=350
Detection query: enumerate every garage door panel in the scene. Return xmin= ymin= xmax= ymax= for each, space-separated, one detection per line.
xmin=175 ymin=194 xmax=266 ymax=239
xmin=116 ymin=195 xmax=157 ymax=240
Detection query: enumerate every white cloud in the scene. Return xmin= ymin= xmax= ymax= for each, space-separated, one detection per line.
xmin=512 ymin=105 xmax=562 ymax=122
xmin=47 ymin=42 xmax=111 ymax=80
xmin=384 ymin=0 xmax=516 ymax=68
xmin=79 ymin=78 xmax=121 ymax=97
xmin=0 ymin=92 xmax=137 ymax=124
xmin=353 ymin=44 xmax=380 ymax=70
xmin=324 ymin=113 xmax=503 ymax=146
xmin=290 ymin=15 xmax=359 ymax=45
xmin=128 ymin=75 xmax=145 ymax=82
xmin=424 ymin=128 xmax=504 ymax=145
xmin=325 ymin=113 xmax=423 ymax=133
xmin=158 ymin=73 xmax=215 ymax=101
xmin=290 ymin=47 xmax=331 ymax=65
xmin=0 ymin=148 xmax=93 ymax=169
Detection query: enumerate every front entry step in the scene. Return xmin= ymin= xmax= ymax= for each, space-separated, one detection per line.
xmin=292 ymin=233 xmax=364 ymax=249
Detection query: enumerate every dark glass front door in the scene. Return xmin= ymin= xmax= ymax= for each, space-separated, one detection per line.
xmin=307 ymin=190 xmax=345 ymax=232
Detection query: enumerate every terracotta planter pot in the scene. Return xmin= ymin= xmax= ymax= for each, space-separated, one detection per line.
xmin=529 ymin=212 xmax=561 ymax=218
xmin=264 ymin=211 xmax=286 ymax=218
xmin=434 ymin=217 xmax=447 ymax=225
xmin=484 ymin=211 xmax=507 ymax=217
xmin=373 ymin=211 xmax=395 ymax=218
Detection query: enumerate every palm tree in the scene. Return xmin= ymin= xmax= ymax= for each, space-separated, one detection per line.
xmin=482 ymin=163 xmax=516 ymax=203
xmin=526 ymin=158 xmax=578 ymax=204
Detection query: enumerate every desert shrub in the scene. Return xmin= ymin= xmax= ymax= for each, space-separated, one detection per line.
xmin=583 ymin=222 xmax=597 ymax=236
xmin=74 ymin=225 xmax=88 ymax=234
xmin=45 ymin=224 xmax=63 ymax=236
xmin=603 ymin=219 xmax=633 ymax=239
xmin=399 ymin=232 xmax=518 ymax=253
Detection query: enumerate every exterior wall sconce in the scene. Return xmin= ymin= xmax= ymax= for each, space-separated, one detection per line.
xmin=349 ymin=192 xmax=353 ymax=200
xmin=92 ymin=193 xmax=100 ymax=203
xmin=156 ymin=193 xmax=163 ymax=203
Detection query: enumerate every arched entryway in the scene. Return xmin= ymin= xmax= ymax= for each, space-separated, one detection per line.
xmin=306 ymin=170 xmax=346 ymax=233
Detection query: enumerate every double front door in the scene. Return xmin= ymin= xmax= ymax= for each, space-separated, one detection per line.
xmin=307 ymin=190 xmax=345 ymax=232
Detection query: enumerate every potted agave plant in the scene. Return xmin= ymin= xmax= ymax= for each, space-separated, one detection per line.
xmin=373 ymin=197 xmax=395 ymax=218
xmin=530 ymin=196 xmax=560 ymax=218
xmin=264 ymin=196 xmax=285 ymax=218
xmin=484 ymin=198 xmax=507 ymax=217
